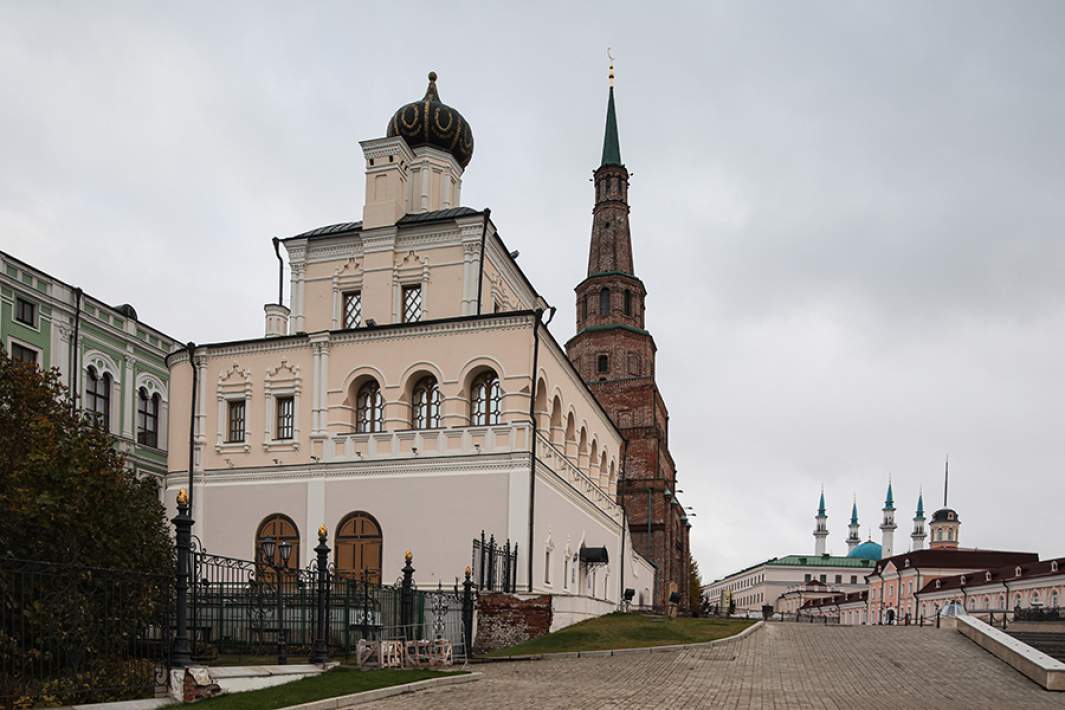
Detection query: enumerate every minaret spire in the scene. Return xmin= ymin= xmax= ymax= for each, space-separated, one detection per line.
xmin=601 ymin=53 xmax=622 ymax=167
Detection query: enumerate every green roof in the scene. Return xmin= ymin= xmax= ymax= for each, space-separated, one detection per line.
xmin=767 ymin=554 xmax=875 ymax=569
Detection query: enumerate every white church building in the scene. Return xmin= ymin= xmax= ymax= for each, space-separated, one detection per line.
xmin=164 ymin=72 xmax=655 ymax=628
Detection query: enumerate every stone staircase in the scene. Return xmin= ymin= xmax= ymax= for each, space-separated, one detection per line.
xmin=1007 ymin=631 xmax=1065 ymax=663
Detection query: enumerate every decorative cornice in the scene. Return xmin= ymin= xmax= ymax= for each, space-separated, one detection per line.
xmin=167 ymin=450 xmax=530 ymax=485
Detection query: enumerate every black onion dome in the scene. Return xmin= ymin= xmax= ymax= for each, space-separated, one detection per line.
xmin=387 ymin=72 xmax=474 ymax=168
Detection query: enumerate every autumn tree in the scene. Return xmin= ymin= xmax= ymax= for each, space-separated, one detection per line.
xmin=0 ymin=350 xmax=171 ymax=572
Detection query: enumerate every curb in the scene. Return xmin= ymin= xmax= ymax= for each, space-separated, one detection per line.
xmin=278 ymin=671 xmax=480 ymax=709
xmin=477 ymin=619 xmax=764 ymax=663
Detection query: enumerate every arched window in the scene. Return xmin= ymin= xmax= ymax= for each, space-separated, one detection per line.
xmin=137 ymin=388 xmax=160 ymax=447
xmin=335 ymin=512 xmax=383 ymax=584
xmin=411 ymin=376 xmax=442 ymax=429
xmin=624 ymin=289 xmax=632 ymax=316
xmin=598 ymin=288 xmax=610 ymax=316
xmin=85 ymin=366 xmax=111 ymax=432
xmin=470 ymin=371 xmax=502 ymax=426
xmin=255 ymin=514 xmax=300 ymax=578
xmin=356 ymin=380 xmax=384 ymax=433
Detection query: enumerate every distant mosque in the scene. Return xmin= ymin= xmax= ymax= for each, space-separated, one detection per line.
xmin=813 ymin=465 xmax=962 ymax=561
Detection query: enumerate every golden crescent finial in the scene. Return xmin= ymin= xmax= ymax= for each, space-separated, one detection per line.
xmin=607 ymin=47 xmax=615 ymax=86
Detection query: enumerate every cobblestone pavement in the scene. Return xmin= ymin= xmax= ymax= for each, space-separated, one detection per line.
xmin=364 ymin=623 xmax=1065 ymax=709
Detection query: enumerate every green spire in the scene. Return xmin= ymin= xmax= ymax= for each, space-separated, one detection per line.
xmin=817 ymin=489 xmax=826 ymax=517
xmin=884 ymin=480 xmax=895 ymax=510
xmin=850 ymin=500 xmax=859 ymax=526
xmin=916 ymin=491 xmax=925 ymax=518
xmin=601 ymin=86 xmax=622 ymax=167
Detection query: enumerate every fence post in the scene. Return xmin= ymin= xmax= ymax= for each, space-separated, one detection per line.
xmin=172 ymin=488 xmax=194 ymax=668
xmin=400 ymin=550 xmax=416 ymax=629
xmin=310 ymin=525 xmax=330 ymax=664
xmin=462 ymin=565 xmax=475 ymax=658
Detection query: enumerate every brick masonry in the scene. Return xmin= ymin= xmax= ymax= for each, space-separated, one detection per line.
xmin=565 ymin=123 xmax=691 ymax=610
xmin=474 ymin=593 xmax=552 ymax=654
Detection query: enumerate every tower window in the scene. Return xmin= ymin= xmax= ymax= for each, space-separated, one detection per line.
xmin=581 ymin=296 xmax=588 ymax=321
xmin=599 ymin=288 xmax=610 ymax=316
xmin=597 ymin=354 xmax=609 ymax=374
xmin=402 ymin=285 xmax=422 ymax=323
xmin=624 ymin=289 xmax=632 ymax=316
xmin=343 ymin=291 xmax=362 ymax=328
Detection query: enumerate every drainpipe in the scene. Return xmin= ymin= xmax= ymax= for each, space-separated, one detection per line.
xmin=912 ymin=565 xmax=922 ymax=623
xmin=185 ymin=342 xmax=197 ymax=514
xmin=475 ymin=209 xmax=491 ymax=315
xmin=271 ymin=237 xmax=284 ymax=305
xmin=618 ymin=438 xmax=628 ymax=609
xmin=526 ymin=307 xmax=547 ymax=593
xmin=1002 ymin=580 xmax=1011 ymax=628
xmin=69 ymin=287 xmax=83 ymax=415
xmin=897 ymin=569 xmax=903 ymax=623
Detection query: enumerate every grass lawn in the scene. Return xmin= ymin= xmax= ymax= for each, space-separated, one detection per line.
xmin=176 ymin=667 xmax=463 ymax=709
xmin=486 ymin=613 xmax=755 ymax=657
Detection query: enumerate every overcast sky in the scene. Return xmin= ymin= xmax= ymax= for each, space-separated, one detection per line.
xmin=3 ymin=2 xmax=1063 ymax=580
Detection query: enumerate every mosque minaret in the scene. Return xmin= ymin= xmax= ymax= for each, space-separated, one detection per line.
xmin=846 ymin=499 xmax=861 ymax=553
xmin=813 ymin=489 xmax=829 ymax=556
xmin=879 ymin=481 xmax=897 ymax=559
xmin=911 ymin=491 xmax=927 ymax=551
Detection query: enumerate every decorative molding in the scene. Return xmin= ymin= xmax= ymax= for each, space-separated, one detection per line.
xmin=165 ymin=450 xmax=529 ymax=486
xmin=215 ymin=363 xmax=253 ymax=454
xmin=263 ymin=359 xmax=302 ymax=451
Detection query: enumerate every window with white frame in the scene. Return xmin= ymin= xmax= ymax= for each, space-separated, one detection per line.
xmin=402 ymin=285 xmax=422 ymax=323
xmin=85 ymin=365 xmax=111 ymax=432
xmin=276 ymin=396 xmax=295 ymax=439
xmin=356 ymin=380 xmax=384 ymax=433
xmin=15 ymin=297 xmax=36 ymax=327
xmin=470 ymin=371 xmax=501 ymax=426
xmin=342 ymin=291 xmax=362 ymax=329
xmin=10 ymin=342 xmax=38 ymax=365
xmin=227 ymin=400 xmax=246 ymax=442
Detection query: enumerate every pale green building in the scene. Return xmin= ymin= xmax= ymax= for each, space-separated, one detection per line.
xmin=1 ymin=250 xmax=181 ymax=486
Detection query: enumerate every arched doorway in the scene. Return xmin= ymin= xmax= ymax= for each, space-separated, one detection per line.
xmin=335 ymin=512 xmax=383 ymax=584
xmin=255 ymin=514 xmax=300 ymax=579
xmin=885 ymin=608 xmax=896 ymax=625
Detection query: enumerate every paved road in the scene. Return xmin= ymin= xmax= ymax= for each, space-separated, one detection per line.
xmin=366 ymin=623 xmax=1065 ymax=709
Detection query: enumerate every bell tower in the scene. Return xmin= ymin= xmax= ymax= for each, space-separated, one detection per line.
xmin=566 ymin=61 xmax=688 ymax=610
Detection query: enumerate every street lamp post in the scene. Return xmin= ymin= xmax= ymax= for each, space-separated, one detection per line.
xmin=259 ymin=536 xmax=293 ymax=665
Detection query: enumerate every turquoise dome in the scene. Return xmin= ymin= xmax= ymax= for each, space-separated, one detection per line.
xmin=848 ymin=540 xmax=882 ymax=561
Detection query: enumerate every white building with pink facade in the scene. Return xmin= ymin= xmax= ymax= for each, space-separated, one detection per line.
xmin=164 ymin=72 xmax=655 ymax=628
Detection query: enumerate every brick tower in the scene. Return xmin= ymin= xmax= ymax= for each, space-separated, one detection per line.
xmin=566 ymin=71 xmax=691 ymax=610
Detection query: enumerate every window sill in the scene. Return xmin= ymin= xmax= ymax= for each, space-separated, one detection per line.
xmin=263 ymin=440 xmax=300 ymax=452
xmin=216 ymin=441 xmax=251 ymax=454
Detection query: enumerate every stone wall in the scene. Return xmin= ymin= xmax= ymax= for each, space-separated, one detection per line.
xmin=474 ymin=593 xmax=552 ymax=654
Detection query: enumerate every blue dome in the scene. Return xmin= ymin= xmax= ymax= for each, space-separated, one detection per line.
xmin=848 ymin=540 xmax=882 ymax=561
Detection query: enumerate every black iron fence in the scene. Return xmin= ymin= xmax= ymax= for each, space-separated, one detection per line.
xmin=169 ymin=491 xmax=477 ymax=667
xmin=1014 ymin=606 xmax=1062 ymax=622
xmin=471 ymin=532 xmax=518 ymax=593
xmin=0 ymin=558 xmax=171 ymax=708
